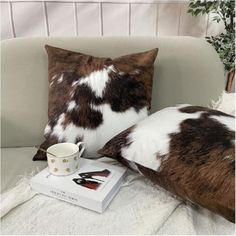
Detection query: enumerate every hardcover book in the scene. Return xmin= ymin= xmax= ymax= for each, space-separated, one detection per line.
xmin=30 ymin=158 xmax=127 ymax=213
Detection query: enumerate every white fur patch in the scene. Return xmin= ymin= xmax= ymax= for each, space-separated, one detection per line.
xmin=81 ymin=104 xmax=148 ymax=157
xmin=50 ymin=105 xmax=148 ymax=158
xmin=121 ymin=106 xmax=203 ymax=171
xmin=49 ymin=75 xmax=58 ymax=87
xmin=95 ymin=104 xmax=147 ymax=146
xmin=44 ymin=124 xmax=52 ymax=135
xmin=51 ymin=75 xmax=57 ymax=80
xmin=69 ymin=91 xmax=75 ymax=98
xmin=57 ymin=74 xmax=63 ymax=84
xmin=51 ymin=113 xmax=66 ymax=141
xmin=223 ymin=155 xmax=233 ymax=160
xmin=67 ymin=101 xmax=77 ymax=111
xmin=119 ymin=71 xmax=125 ymax=76
xmin=51 ymin=114 xmax=84 ymax=144
xmin=106 ymin=65 xmax=116 ymax=73
xmin=72 ymin=81 xmax=79 ymax=87
xmin=78 ymin=66 xmax=113 ymax=97
xmin=90 ymin=104 xmax=101 ymax=111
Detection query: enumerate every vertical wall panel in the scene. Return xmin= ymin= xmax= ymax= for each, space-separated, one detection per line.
xmin=1 ymin=2 xmax=13 ymax=40
xmin=157 ymin=3 xmax=181 ymax=36
xmin=179 ymin=3 xmax=208 ymax=37
xmin=130 ymin=3 xmax=157 ymax=36
xmin=207 ymin=13 xmax=225 ymax=36
xmin=12 ymin=2 xmax=46 ymax=37
xmin=1 ymin=1 xmax=225 ymax=40
xmin=46 ymin=2 xmax=75 ymax=36
xmin=102 ymin=3 xmax=129 ymax=36
xmin=76 ymin=3 xmax=100 ymax=36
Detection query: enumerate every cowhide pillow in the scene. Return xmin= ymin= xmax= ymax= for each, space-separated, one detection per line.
xmin=33 ymin=45 xmax=158 ymax=160
xmin=98 ymin=105 xmax=235 ymax=223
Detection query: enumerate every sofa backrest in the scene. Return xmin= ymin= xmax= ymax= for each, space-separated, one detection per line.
xmin=1 ymin=37 xmax=225 ymax=147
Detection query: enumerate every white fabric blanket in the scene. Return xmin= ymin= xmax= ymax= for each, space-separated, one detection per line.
xmin=211 ymin=90 xmax=235 ymax=116
xmin=1 ymin=159 xmax=234 ymax=235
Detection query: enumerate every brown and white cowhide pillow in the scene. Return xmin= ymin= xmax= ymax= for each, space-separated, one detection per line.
xmin=98 ymin=105 xmax=235 ymax=223
xmin=33 ymin=45 xmax=158 ymax=160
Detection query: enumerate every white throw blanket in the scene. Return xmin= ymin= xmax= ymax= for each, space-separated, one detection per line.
xmin=211 ymin=90 xmax=235 ymax=116
xmin=1 ymin=91 xmax=235 ymax=235
xmin=1 ymin=164 xmax=234 ymax=235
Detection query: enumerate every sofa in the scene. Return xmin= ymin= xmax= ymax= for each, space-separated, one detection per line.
xmin=2 ymin=37 xmax=234 ymax=235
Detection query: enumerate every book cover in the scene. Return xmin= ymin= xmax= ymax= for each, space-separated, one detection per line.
xmin=30 ymin=158 xmax=127 ymax=213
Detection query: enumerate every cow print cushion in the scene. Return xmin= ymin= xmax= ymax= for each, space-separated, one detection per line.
xmin=98 ymin=105 xmax=235 ymax=223
xmin=33 ymin=45 xmax=158 ymax=160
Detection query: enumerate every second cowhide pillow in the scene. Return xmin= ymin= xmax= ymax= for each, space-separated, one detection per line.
xmin=33 ymin=45 xmax=158 ymax=160
xmin=98 ymin=105 xmax=235 ymax=223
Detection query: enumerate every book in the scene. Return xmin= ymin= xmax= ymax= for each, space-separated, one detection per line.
xmin=30 ymin=158 xmax=127 ymax=213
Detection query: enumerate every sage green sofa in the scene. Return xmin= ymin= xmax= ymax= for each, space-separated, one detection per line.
xmin=1 ymin=36 xmax=225 ymax=192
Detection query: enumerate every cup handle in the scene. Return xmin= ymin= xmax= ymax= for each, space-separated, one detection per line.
xmin=76 ymin=142 xmax=85 ymax=157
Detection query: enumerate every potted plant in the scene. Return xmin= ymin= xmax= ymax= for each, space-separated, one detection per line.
xmin=188 ymin=0 xmax=235 ymax=92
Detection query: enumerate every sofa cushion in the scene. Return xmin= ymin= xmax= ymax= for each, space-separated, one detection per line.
xmin=33 ymin=45 xmax=158 ymax=160
xmin=98 ymin=105 xmax=235 ymax=223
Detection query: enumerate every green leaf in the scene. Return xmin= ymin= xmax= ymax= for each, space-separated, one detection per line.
xmin=188 ymin=0 xmax=235 ymax=72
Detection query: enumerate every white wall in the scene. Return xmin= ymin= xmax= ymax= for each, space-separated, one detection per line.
xmin=1 ymin=0 xmax=224 ymax=40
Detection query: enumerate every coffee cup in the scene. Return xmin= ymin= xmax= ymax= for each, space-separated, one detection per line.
xmin=47 ymin=142 xmax=85 ymax=176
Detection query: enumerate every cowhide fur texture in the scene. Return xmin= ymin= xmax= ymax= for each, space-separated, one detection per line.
xmin=98 ymin=105 xmax=235 ymax=223
xmin=33 ymin=45 xmax=158 ymax=160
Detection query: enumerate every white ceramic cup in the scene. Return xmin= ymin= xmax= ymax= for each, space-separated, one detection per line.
xmin=47 ymin=142 xmax=85 ymax=176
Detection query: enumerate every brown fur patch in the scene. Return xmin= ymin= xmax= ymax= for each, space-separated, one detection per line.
xmin=103 ymin=73 xmax=148 ymax=112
